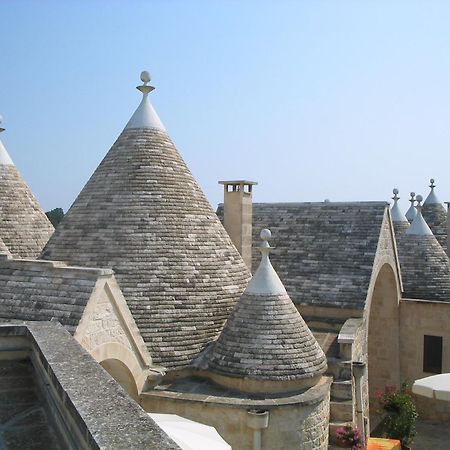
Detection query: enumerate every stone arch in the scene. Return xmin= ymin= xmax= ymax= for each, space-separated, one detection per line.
xmin=100 ymin=359 xmax=139 ymax=401
xmin=91 ymin=342 xmax=142 ymax=401
xmin=366 ymin=262 xmax=401 ymax=409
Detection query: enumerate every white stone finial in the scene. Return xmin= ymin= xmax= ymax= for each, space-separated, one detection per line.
xmin=406 ymin=193 xmax=433 ymax=236
xmin=245 ymin=228 xmax=287 ymax=296
xmin=137 ymin=70 xmax=155 ymax=95
xmin=140 ymin=70 xmax=151 ymax=84
xmin=391 ymin=188 xmax=406 ymax=222
xmin=405 ymin=192 xmax=417 ymax=222
xmin=0 ymin=116 xmax=14 ymax=165
xmin=125 ymin=71 xmax=166 ymax=131
xmin=392 ymin=188 xmax=399 ymax=201
xmin=424 ymin=178 xmax=440 ymax=205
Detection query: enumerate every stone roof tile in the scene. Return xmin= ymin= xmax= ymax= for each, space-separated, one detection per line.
xmin=0 ymin=259 xmax=107 ymax=333
xmin=397 ymin=234 xmax=450 ymax=302
xmin=220 ymin=202 xmax=387 ymax=310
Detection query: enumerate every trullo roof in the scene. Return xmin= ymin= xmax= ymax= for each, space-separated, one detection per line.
xmin=0 ymin=119 xmax=54 ymax=258
xmin=40 ymin=72 xmax=250 ymax=369
xmin=206 ymin=229 xmax=327 ymax=381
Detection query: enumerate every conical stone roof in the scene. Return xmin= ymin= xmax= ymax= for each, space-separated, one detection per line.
xmin=41 ymin=72 xmax=250 ymax=369
xmin=206 ymin=229 xmax=327 ymax=388
xmin=422 ymin=179 xmax=447 ymax=248
xmin=0 ymin=120 xmax=54 ymax=258
xmin=398 ymin=197 xmax=450 ymax=302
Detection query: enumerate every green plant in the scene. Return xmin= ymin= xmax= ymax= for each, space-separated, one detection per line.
xmin=377 ymin=384 xmax=418 ymax=446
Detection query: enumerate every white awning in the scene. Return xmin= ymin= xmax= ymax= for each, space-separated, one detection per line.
xmin=148 ymin=413 xmax=231 ymax=450
xmin=412 ymin=373 xmax=450 ymax=402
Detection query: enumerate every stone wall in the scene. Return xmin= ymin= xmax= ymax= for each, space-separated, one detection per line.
xmin=142 ymin=377 xmax=331 ymax=450
xmin=74 ymin=278 xmax=152 ymax=393
xmin=400 ymin=299 xmax=450 ymax=422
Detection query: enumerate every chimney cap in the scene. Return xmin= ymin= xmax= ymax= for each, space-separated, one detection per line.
xmin=218 ymin=180 xmax=258 ymax=186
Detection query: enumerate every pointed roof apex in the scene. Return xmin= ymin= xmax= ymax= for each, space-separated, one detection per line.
xmin=125 ymin=71 xmax=166 ymax=131
xmin=245 ymin=229 xmax=287 ymax=296
xmin=391 ymin=188 xmax=407 ymax=222
xmin=424 ymin=178 xmax=441 ymax=205
xmin=0 ymin=116 xmax=14 ymax=166
xmin=406 ymin=195 xmax=433 ymax=236
xmin=405 ymin=192 xmax=417 ymax=222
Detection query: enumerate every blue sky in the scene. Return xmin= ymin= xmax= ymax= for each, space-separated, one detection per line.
xmin=2 ymin=1 xmax=450 ymax=213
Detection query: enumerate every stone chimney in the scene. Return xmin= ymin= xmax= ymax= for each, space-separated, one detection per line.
xmin=219 ymin=180 xmax=257 ymax=271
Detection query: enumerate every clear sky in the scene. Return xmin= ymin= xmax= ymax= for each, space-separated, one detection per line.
xmin=2 ymin=1 xmax=450 ymax=213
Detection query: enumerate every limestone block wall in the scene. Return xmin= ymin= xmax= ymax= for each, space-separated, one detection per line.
xmin=400 ymin=299 xmax=450 ymax=421
xmin=142 ymin=378 xmax=331 ymax=450
xmin=79 ymin=285 xmax=133 ymax=352
xmin=74 ymin=278 xmax=152 ymax=393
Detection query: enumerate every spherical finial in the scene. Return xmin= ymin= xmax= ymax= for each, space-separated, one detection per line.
xmin=416 ymin=194 xmax=423 ymax=203
xmin=430 ymin=178 xmax=436 ymax=188
xmin=140 ymin=71 xmax=151 ymax=84
xmin=410 ymin=192 xmax=415 ymax=198
xmin=260 ymin=228 xmax=271 ymax=241
xmin=393 ymin=188 xmax=399 ymax=195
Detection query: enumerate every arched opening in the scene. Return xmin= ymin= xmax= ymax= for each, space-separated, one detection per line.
xmin=367 ymin=263 xmax=400 ymax=411
xmin=100 ymin=358 xmax=139 ymax=401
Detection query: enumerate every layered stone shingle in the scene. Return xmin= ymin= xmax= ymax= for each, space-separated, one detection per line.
xmin=422 ymin=203 xmax=447 ymax=249
xmin=0 ymin=259 xmax=111 ymax=334
xmin=397 ymin=234 xmax=450 ymax=302
xmin=233 ymin=202 xmax=388 ymax=310
xmin=41 ymin=84 xmax=250 ymax=369
xmin=0 ymin=164 xmax=54 ymax=258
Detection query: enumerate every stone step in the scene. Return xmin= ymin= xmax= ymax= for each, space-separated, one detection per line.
xmin=331 ymin=379 xmax=353 ymax=401
xmin=328 ymin=421 xmax=353 ymax=445
xmin=326 ymin=357 xmax=352 ymax=380
xmin=330 ymin=399 xmax=353 ymax=422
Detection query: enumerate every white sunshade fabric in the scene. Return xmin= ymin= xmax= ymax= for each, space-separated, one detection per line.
xmin=412 ymin=373 xmax=450 ymax=402
xmin=148 ymin=413 xmax=231 ymax=450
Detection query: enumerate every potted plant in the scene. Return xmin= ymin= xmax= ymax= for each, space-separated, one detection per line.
xmin=378 ymin=384 xmax=418 ymax=449
xmin=335 ymin=424 xmax=363 ymax=449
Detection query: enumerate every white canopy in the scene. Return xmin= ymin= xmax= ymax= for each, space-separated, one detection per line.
xmin=148 ymin=413 xmax=231 ymax=450
xmin=412 ymin=374 xmax=450 ymax=402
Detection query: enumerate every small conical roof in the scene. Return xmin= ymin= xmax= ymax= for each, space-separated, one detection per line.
xmin=406 ymin=195 xmax=433 ymax=236
xmin=422 ymin=179 xmax=447 ymax=248
xmin=0 ymin=117 xmax=54 ymax=258
xmin=41 ymin=72 xmax=250 ymax=369
xmin=405 ymin=192 xmax=417 ymax=223
xmin=398 ymin=235 xmax=450 ymax=302
xmin=206 ymin=229 xmax=327 ymax=384
xmin=390 ymin=189 xmax=409 ymax=237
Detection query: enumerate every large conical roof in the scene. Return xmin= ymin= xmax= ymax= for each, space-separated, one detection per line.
xmin=41 ymin=72 xmax=250 ymax=369
xmin=206 ymin=229 xmax=327 ymax=385
xmin=422 ymin=179 xmax=447 ymax=248
xmin=398 ymin=197 xmax=450 ymax=302
xmin=0 ymin=120 xmax=54 ymax=258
